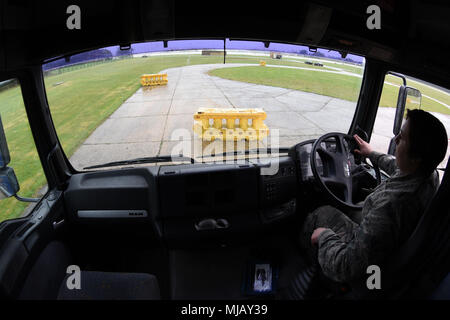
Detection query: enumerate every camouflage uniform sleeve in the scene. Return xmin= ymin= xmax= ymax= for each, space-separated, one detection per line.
xmin=368 ymin=151 xmax=398 ymax=176
xmin=316 ymin=200 xmax=398 ymax=283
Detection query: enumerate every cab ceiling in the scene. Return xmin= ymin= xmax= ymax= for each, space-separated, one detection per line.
xmin=0 ymin=0 xmax=449 ymax=88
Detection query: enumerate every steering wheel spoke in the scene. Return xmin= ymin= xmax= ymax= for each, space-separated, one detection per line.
xmin=322 ymin=175 xmax=353 ymax=203
xmin=343 ymin=182 xmax=353 ymax=203
xmin=322 ymin=176 xmax=345 ymax=187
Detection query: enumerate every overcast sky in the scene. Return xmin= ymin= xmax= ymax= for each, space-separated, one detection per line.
xmin=104 ymin=39 xmax=364 ymax=62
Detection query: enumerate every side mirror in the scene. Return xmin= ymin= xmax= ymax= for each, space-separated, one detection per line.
xmin=393 ymin=86 xmax=422 ymax=135
xmin=0 ymin=167 xmax=20 ymax=200
xmin=388 ymin=85 xmax=422 ymax=155
xmin=0 ymin=115 xmax=19 ymax=199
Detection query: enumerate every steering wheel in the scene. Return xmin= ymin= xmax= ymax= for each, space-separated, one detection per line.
xmin=310 ymin=132 xmax=381 ymax=210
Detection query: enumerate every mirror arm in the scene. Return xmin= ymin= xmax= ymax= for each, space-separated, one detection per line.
xmin=387 ymin=71 xmax=407 ymax=86
xmin=14 ymin=194 xmax=40 ymax=203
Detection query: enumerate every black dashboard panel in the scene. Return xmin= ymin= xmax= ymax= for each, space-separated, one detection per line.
xmin=63 ymin=157 xmax=299 ymax=246
xmin=158 ymin=159 xmax=298 ymax=246
xmin=158 ymin=163 xmax=259 ymax=218
xmin=61 ymin=141 xmax=387 ymax=247
xmin=256 ymin=157 xmax=297 ymax=206
xmin=63 ymin=168 xmax=158 ymax=226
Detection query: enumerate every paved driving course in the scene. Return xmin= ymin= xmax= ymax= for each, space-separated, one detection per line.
xmin=69 ymin=63 xmax=450 ymax=170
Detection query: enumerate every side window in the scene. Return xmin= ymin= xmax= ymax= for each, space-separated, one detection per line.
xmin=372 ymin=73 xmax=450 ymax=170
xmin=0 ymin=79 xmax=48 ymax=224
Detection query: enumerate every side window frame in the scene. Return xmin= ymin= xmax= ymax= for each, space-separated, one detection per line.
xmin=0 ymin=67 xmax=65 ymax=225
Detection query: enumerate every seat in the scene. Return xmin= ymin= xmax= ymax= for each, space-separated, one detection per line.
xmin=350 ymin=157 xmax=450 ymax=299
xmin=57 ymin=270 xmax=160 ymax=300
xmin=19 ymin=241 xmax=161 ymax=300
xmin=429 ymin=272 xmax=450 ymax=300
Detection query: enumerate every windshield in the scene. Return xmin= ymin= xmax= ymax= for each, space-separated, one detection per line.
xmin=42 ymin=39 xmax=365 ymax=170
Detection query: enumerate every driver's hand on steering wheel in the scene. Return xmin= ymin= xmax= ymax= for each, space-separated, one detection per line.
xmin=353 ymin=134 xmax=373 ymax=157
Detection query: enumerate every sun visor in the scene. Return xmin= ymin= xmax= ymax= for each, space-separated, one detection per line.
xmin=296 ymin=3 xmax=333 ymax=45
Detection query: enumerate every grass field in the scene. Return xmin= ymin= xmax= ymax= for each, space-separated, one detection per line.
xmin=209 ymin=66 xmax=364 ymax=101
xmin=380 ymin=75 xmax=450 ymax=115
xmin=283 ymin=57 xmax=364 ymax=75
xmin=0 ymin=53 xmax=447 ymax=222
xmin=209 ymin=66 xmax=450 ymax=115
xmin=224 ymin=54 xmax=364 ymax=74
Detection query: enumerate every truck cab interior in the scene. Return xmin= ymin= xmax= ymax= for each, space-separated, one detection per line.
xmin=0 ymin=0 xmax=449 ymax=300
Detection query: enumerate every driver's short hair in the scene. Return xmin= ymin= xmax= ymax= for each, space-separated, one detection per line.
xmin=406 ymin=109 xmax=448 ymax=174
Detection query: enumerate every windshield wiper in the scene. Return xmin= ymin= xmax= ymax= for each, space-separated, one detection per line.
xmin=199 ymin=147 xmax=290 ymax=158
xmin=84 ymin=148 xmax=290 ymax=169
xmin=84 ymin=154 xmax=195 ymax=170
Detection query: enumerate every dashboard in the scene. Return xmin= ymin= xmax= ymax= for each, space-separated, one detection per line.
xmin=64 ymin=155 xmax=299 ymax=247
xmin=63 ymin=139 xmax=383 ymax=247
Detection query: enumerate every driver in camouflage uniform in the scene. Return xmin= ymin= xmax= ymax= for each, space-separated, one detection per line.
xmin=300 ymin=109 xmax=448 ymax=284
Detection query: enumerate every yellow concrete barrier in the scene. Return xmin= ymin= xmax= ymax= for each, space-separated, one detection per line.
xmin=140 ymin=73 xmax=168 ymax=86
xmin=193 ymin=108 xmax=269 ymax=141
xmin=260 ymin=60 xmax=266 ymax=66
